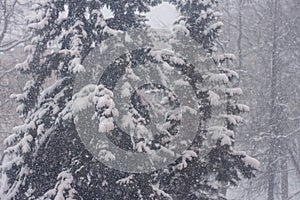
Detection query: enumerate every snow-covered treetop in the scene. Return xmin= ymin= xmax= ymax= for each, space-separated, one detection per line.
xmin=170 ymin=0 xmax=222 ymax=53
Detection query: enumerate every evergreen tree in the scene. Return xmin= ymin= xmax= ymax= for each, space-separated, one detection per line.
xmin=170 ymin=0 xmax=223 ymax=54
xmin=1 ymin=0 xmax=258 ymax=199
xmin=166 ymin=1 xmax=259 ymax=198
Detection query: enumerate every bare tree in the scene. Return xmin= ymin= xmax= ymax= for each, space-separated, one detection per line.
xmin=0 ymin=0 xmax=29 ymax=156
xmin=219 ymin=0 xmax=300 ymax=199
xmin=0 ymin=0 xmax=31 ymax=51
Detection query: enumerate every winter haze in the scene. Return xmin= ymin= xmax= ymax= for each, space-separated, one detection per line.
xmin=0 ymin=0 xmax=299 ymax=200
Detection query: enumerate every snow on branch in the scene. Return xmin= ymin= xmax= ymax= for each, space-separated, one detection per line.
xmin=233 ymin=151 xmax=260 ymax=170
xmin=71 ymin=84 xmax=118 ymax=133
xmin=116 ymin=175 xmax=134 ymax=185
xmin=208 ymin=126 xmax=235 ymax=146
xmin=42 ymin=170 xmax=78 ymax=200
xmin=225 ymin=88 xmax=243 ymax=97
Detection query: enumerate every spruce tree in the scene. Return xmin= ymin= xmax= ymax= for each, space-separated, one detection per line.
xmin=1 ymin=0 xmax=258 ymax=199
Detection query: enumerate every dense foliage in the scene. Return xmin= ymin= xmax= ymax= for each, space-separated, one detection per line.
xmin=1 ymin=0 xmax=258 ymax=199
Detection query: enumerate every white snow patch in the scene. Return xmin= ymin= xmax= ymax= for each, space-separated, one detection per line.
xmin=243 ymin=155 xmax=260 ymax=170
xmin=236 ymin=104 xmax=250 ymax=112
xmin=226 ymin=88 xmax=243 ymax=96
xmin=208 ymin=90 xmax=220 ymax=106
xmin=116 ymin=175 xmax=134 ymax=185
xmin=208 ymin=73 xmax=229 ymax=84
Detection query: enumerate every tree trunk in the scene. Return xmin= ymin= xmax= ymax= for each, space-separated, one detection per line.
xmin=289 ymin=148 xmax=300 ymax=179
xmin=237 ymin=0 xmax=243 ymax=69
xmin=267 ymin=149 xmax=276 ymax=200
xmin=267 ymin=0 xmax=280 ymax=199
xmin=281 ymin=157 xmax=288 ymax=200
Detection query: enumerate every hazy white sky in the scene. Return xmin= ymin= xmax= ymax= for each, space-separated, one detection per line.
xmin=146 ymin=2 xmax=179 ymax=29
xmin=102 ymin=2 xmax=179 ymax=30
